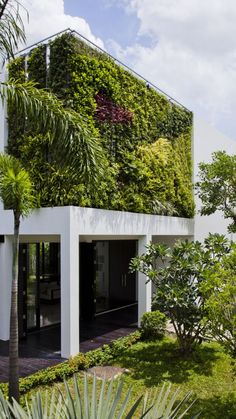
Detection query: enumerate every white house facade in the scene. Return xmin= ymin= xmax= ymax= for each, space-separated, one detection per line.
xmin=1 ymin=35 xmax=236 ymax=359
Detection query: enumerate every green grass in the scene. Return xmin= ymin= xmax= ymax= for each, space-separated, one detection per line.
xmin=25 ymin=336 xmax=236 ymax=418
xmin=109 ymin=337 xmax=236 ymax=418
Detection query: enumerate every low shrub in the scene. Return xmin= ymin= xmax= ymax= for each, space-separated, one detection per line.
xmin=0 ymin=374 xmax=197 ymax=418
xmin=0 ymin=331 xmax=140 ymax=397
xmin=140 ymin=310 xmax=167 ymax=340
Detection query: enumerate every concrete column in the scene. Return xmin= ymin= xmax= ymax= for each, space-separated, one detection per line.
xmin=60 ymin=229 xmax=80 ymax=358
xmin=0 ymin=237 xmax=12 ymax=340
xmin=138 ymin=235 xmax=152 ymax=326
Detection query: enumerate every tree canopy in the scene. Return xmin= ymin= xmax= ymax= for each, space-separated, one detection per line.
xmin=196 ymin=151 xmax=236 ymax=233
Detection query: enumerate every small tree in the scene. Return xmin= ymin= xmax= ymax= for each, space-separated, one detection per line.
xmin=196 ymin=151 xmax=236 ymax=233
xmin=130 ymin=234 xmax=231 ymax=354
xmin=201 ymin=248 xmax=236 ymax=356
xmin=0 ymin=154 xmax=35 ymax=401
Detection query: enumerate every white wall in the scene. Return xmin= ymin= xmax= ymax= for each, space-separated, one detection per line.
xmin=193 ymin=116 xmax=236 ymax=241
xmin=0 ymin=206 xmax=194 ymax=354
xmin=0 ymin=237 xmax=12 ymax=340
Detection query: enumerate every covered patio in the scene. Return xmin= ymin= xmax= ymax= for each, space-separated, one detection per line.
xmin=0 ymin=206 xmax=194 ymax=359
xmin=0 ymin=305 xmax=137 ymax=382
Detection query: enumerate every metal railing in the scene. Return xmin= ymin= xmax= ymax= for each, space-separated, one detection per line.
xmin=17 ymin=28 xmax=191 ymax=112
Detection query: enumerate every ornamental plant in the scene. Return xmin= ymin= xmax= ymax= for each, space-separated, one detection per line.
xmin=0 ymin=374 xmax=197 ymax=418
xmin=130 ymin=234 xmax=231 ymax=354
xmin=140 ymin=310 xmax=167 ymax=340
xmin=200 ymin=248 xmax=236 ymax=356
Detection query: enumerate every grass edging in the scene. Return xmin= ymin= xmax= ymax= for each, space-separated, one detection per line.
xmin=0 ymin=331 xmax=140 ymax=396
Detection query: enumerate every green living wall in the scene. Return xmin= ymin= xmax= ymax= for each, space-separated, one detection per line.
xmin=8 ymin=33 xmax=194 ymax=217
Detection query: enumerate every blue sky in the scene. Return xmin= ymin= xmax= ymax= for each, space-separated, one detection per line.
xmin=64 ymin=0 xmax=141 ymax=48
xmin=22 ymin=0 xmax=236 ymax=141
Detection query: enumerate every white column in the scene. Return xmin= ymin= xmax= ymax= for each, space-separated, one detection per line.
xmin=138 ymin=235 xmax=152 ymax=326
xmin=60 ymin=229 xmax=80 ymax=358
xmin=0 ymin=237 xmax=12 ymax=340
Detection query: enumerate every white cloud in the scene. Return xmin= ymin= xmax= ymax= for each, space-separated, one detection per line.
xmin=110 ymin=0 xmax=236 ymax=139
xmin=21 ymin=0 xmax=104 ymax=49
xmin=19 ymin=0 xmax=236 ymax=140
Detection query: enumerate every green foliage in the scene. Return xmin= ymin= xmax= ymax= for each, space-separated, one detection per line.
xmin=0 ymin=0 xmax=26 ymax=62
xmin=0 ymin=153 xmax=35 ymax=215
xmin=0 ymin=332 xmax=141 ymax=397
xmin=28 ymin=44 xmax=47 ymax=88
xmin=130 ymin=234 xmax=232 ymax=354
xmin=140 ymin=310 xmax=167 ymax=340
xmin=201 ymin=249 xmax=236 ymax=356
xmin=118 ymin=135 xmax=194 ymax=216
xmin=2 ymin=78 xmax=105 ymax=181
xmin=8 ymin=32 xmax=194 ymax=217
xmin=196 ymin=151 xmax=236 ymax=233
xmin=111 ymin=337 xmax=236 ymax=419
xmin=0 ymin=374 xmax=197 ymax=418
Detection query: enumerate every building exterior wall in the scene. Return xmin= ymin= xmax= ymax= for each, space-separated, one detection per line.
xmin=193 ymin=116 xmax=236 ymax=241
xmin=0 ymin=206 xmax=194 ymax=356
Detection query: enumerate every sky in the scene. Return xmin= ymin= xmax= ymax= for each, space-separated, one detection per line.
xmin=20 ymin=0 xmax=236 ymax=141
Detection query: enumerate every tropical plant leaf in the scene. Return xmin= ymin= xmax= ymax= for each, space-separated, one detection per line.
xmin=0 ymin=0 xmax=27 ymax=62
xmin=1 ymin=79 xmax=105 ymax=179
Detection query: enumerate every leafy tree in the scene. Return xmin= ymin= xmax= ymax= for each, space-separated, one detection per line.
xmin=196 ymin=151 xmax=236 ymax=233
xmin=201 ymin=248 xmax=236 ymax=356
xmin=130 ymin=234 xmax=231 ymax=354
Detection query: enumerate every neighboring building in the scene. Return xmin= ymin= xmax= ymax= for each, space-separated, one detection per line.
xmin=0 ymin=30 xmax=235 ymax=358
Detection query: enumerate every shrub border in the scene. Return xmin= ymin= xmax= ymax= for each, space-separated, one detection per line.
xmin=0 ymin=331 xmax=140 ymax=396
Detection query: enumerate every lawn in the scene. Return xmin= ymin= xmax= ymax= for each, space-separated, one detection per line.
xmin=109 ymin=336 xmax=236 ymax=418
xmin=25 ymin=336 xmax=236 ymax=418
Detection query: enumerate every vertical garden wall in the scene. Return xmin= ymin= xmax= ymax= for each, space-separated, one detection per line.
xmin=8 ymin=32 xmax=194 ymax=218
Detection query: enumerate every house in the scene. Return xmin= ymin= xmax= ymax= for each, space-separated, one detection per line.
xmin=0 ymin=30 xmax=235 ymax=359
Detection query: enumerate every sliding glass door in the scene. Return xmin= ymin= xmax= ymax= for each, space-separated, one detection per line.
xmin=27 ymin=244 xmax=39 ymax=330
xmin=19 ymin=242 xmax=60 ymax=335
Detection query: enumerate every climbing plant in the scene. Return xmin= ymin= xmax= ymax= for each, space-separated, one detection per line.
xmin=8 ymin=32 xmax=194 ymax=217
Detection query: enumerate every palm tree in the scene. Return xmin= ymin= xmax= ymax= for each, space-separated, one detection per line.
xmin=0 ymin=0 xmax=104 ymax=403
xmin=0 ymin=154 xmax=35 ymax=401
xmin=0 ymin=1 xmax=104 ymax=178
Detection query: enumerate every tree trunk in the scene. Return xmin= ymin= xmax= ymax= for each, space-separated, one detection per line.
xmin=0 ymin=0 xmax=9 ymax=20
xmin=8 ymin=211 xmax=20 ymax=402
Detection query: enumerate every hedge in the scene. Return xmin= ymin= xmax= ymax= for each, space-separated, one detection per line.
xmin=0 ymin=331 xmax=140 ymax=397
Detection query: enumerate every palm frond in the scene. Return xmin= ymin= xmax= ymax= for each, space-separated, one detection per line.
xmin=0 ymin=153 xmax=35 ymax=215
xmin=0 ymin=0 xmax=27 ymax=62
xmin=1 ymin=79 xmax=105 ymax=179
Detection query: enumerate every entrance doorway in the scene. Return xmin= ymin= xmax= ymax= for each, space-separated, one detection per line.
xmin=18 ymin=243 xmax=60 ymax=337
xmin=80 ymin=240 xmax=137 ymax=320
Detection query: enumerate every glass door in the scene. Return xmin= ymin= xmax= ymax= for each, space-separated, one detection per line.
xmin=26 ymin=244 xmax=40 ymax=330
xmin=95 ymin=242 xmax=109 ymax=313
